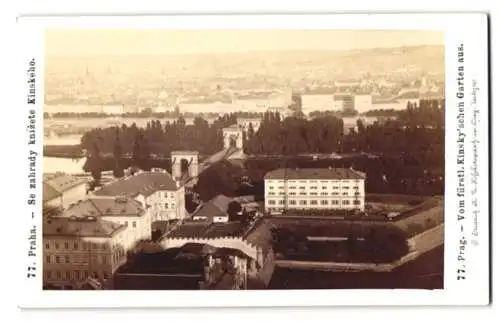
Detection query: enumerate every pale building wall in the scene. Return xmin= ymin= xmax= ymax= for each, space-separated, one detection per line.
xmin=301 ymin=94 xmax=336 ymax=114
xmin=102 ymin=213 xmax=151 ymax=251
xmin=162 ymin=237 xmax=259 ymax=261
xmin=265 ymin=178 xmax=365 ymax=213
xmin=43 ymin=230 xmax=128 ymax=288
xmin=148 ymin=188 xmax=186 ymax=222
xmin=61 ymin=183 xmax=88 ymax=209
xmin=353 ymin=95 xmax=373 ymax=114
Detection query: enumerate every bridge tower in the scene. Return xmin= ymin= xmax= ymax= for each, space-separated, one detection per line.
xmin=222 ymin=126 xmax=244 ymax=150
xmin=171 ymin=151 xmax=199 ymax=181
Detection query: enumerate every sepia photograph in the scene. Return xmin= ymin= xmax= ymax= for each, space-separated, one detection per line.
xmin=41 ymin=28 xmax=447 ymax=291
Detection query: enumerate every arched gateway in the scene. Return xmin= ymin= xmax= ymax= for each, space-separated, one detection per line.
xmin=222 ymin=126 xmax=243 ymax=150
xmin=171 ymin=151 xmax=199 ymax=181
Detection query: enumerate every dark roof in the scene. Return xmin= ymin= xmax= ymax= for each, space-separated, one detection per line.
xmin=117 ymin=247 xmax=206 ymax=275
xmin=43 ymin=216 xmax=126 ymax=238
xmin=214 ymin=247 xmax=250 ymax=259
xmin=167 ymin=221 xmax=246 ymax=239
xmin=264 ymin=168 xmax=366 ymax=180
xmin=43 ymin=182 xmax=62 ymax=202
xmin=191 ymin=195 xmax=233 ymax=221
xmin=62 ymin=196 xmax=144 ymax=218
xmin=93 ymin=172 xmax=178 ymax=198
xmin=177 ymin=243 xmax=217 ymax=256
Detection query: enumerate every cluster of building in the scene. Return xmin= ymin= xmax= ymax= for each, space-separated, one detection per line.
xmin=43 ymin=123 xmax=368 ymax=290
xmin=45 ymin=75 xmax=444 ymax=119
xmin=42 ymin=164 xmax=273 ymax=290
xmin=44 ymin=89 xmax=295 ymax=118
xmin=42 ymin=169 xmax=187 ymax=289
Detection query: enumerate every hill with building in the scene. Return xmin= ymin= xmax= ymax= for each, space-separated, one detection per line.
xmin=45 ymin=45 xmax=444 ymax=107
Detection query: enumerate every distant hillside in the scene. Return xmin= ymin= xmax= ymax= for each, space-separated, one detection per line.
xmin=46 ymin=45 xmax=444 ymax=78
xmin=45 ymin=45 xmax=444 ymax=105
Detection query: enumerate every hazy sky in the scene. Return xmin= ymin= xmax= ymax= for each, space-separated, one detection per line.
xmin=46 ymin=29 xmax=443 ymax=56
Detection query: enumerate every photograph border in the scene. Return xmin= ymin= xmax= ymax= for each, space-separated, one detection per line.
xmin=18 ymin=13 xmax=489 ymax=308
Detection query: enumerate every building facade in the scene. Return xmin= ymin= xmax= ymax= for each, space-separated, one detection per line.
xmin=43 ymin=173 xmax=88 ymax=210
xmin=264 ymin=168 xmax=366 ymax=213
xmin=62 ymin=196 xmax=151 ymax=251
xmin=300 ymin=94 xmax=336 ymax=114
xmin=92 ymin=171 xmax=186 ymax=223
xmin=43 ymin=216 xmax=128 ymax=289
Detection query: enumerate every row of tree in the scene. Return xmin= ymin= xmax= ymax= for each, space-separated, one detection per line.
xmin=82 ymin=99 xmax=444 ymax=189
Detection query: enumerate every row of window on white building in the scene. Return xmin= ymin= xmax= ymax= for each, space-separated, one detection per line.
xmin=267 ymin=199 xmax=362 ymax=205
xmin=268 ymin=185 xmax=360 ymax=190
xmin=268 ymin=192 xmax=361 ymax=196
xmin=45 ymin=270 xmax=110 ymax=281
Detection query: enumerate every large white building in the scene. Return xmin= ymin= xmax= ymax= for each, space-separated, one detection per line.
xmin=301 ymin=93 xmax=336 ymax=114
xmin=264 ymin=168 xmax=366 ymax=213
xmin=43 ymin=215 xmax=128 ymax=289
xmin=93 ymin=170 xmax=186 ymax=222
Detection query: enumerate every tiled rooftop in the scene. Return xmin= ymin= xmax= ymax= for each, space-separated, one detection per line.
xmin=192 ymin=203 xmax=228 ymax=220
xmin=264 ymin=168 xmax=366 ymax=180
xmin=43 ymin=216 xmax=125 ymax=238
xmin=192 ymin=195 xmax=234 ymax=221
xmin=43 ymin=182 xmax=62 ymax=202
xmin=43 ymin=172 xmax=88 ymax=195
xmin=93 ymin=172 xmax=178 ymax=198
xmin=62 ymin=196 xmax=145 ymax=218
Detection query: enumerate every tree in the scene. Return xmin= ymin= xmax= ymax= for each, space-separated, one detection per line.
xmin=132 ymin=131 xmax=141 ymax=168
xmin=113 ymin=127 xmax=125 ymax=178
xmin=88 ymin=142 xmax=102 ymax=186
xmin=227 ymin=201 xmax=243 ymax=221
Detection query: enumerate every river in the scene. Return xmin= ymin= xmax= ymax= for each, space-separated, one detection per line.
xmin=44 ymin=134 xmax=86 ymax=174
xmin=44 ymin=156 xmax=86 ymax=174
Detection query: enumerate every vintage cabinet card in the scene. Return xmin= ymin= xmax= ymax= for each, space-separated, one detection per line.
xmin=18 ymin=13 xmax=489 ymax=308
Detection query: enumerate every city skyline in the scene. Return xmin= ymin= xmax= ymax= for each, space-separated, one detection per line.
xmin=46 ymin=29 xmax=444 ymax=56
